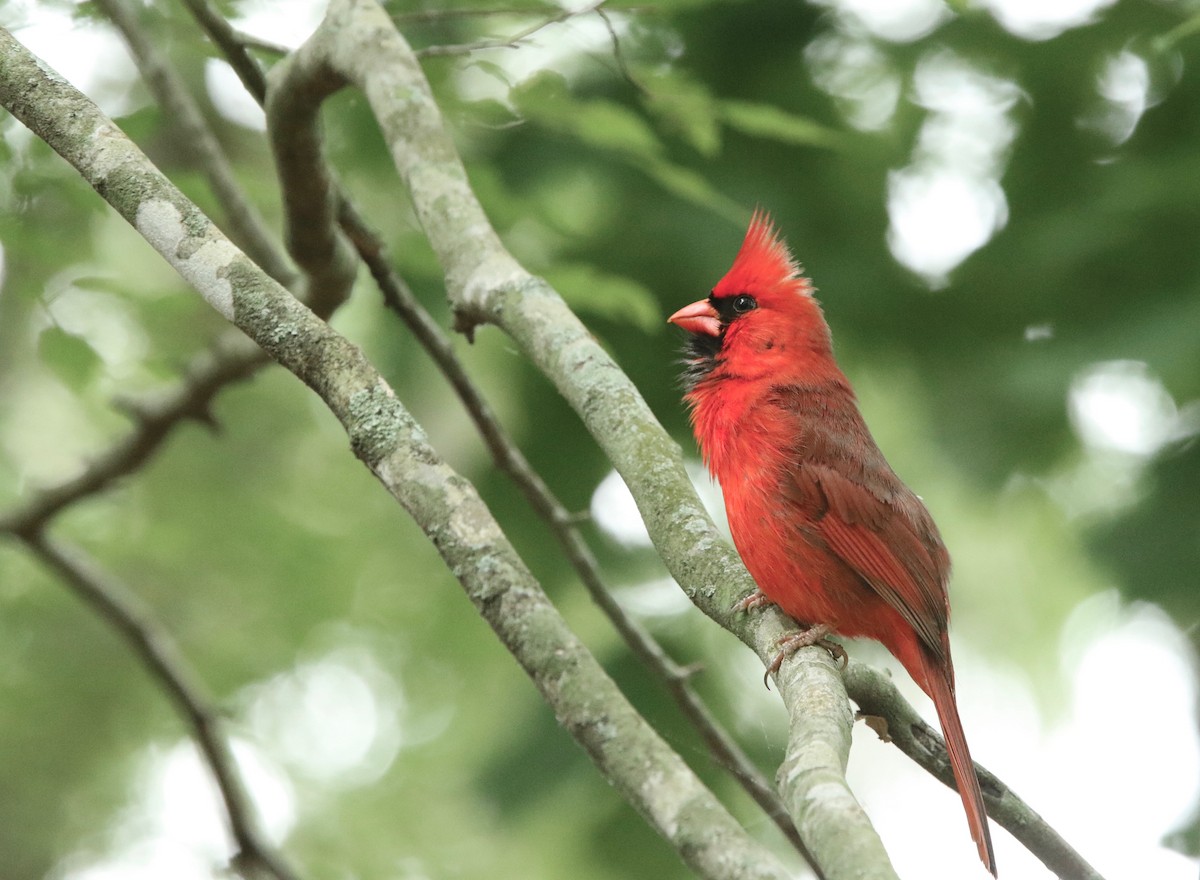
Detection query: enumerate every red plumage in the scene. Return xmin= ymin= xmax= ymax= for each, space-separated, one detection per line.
xmin=669 ymin=210 xmax=996 ymax=875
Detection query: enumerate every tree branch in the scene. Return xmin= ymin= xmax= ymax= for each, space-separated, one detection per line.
xmin=0 ymin=335 xmax=266 ymax=536
xmin=0 ymin=31 xmax=793 ymax=880
xmin=18 ymin=528 xmax=299 ymax=880
xmin=179 ymin=0 xmax=268 ymax=104
xmin=778 ymin=651 xmax=900 ymax=879
xmin=264 ymin=3 xmax=892 ymax=876
xmin=338 ymin=205 xmax=818 ymax=868
xmin=181 ymin=0 xmax=812 ymax=855
xmin=181 ymin=0 xmax=807 ymax=858
xmin=261 ymin=53 xmax=357 ymax=315
xmin=0 ymin=0 xmax=332 ymax=540
xmin=95 ymin=0 xmax=295 ymax=286
xmin=179 ymin=0 xmax=810 ymax=856
xmin=169 ymin=0 xmax=361 ymax=316
xmin=844 ymin=662 xmax=1106 ymax=880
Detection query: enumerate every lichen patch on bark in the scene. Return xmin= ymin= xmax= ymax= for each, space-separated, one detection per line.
xmin=135 ymin=199 xmax=237 ymax=320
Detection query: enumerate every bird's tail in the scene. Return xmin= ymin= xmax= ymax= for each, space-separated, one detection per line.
xmin=919 ymin=649 xmax=997 ymax=876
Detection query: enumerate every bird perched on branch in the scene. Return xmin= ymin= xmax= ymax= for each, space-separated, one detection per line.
xmin=669 ymin=211 xmax=996 ymax=875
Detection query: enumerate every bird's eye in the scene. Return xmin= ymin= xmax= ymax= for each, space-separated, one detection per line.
xmin=732 ymin=294 xmax=757 ymax=314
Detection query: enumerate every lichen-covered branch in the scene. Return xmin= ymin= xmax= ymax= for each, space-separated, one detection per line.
xmin=844 ymin=662 xmax=1106 ymax=880
xmin=173 ymin=6 xmax=797 ymax=853
xmin=223 ymin=1 xmax=811 ymax=857
xmin=0 ymin=0 xmax=312 ymax=541
xmin=341 ymin=207 xmax=816 ymax=866
xmin=96 ymin=0 xmax=295 ymax=286
xmin=266 ymin=4 xmax=890 ymax=876
xmin=0 ymin=31 xmax=792 ymax=880
xmin=778 ymin=651 xmax=900 ymax=880
xmin=171 ymin=0 xmax=806 ymax=861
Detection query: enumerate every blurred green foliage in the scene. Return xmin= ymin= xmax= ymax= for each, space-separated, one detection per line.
xmin=1 ymin=0 xmax=1198 ymax=878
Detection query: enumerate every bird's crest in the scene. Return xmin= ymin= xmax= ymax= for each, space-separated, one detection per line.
xmin=714 ymin=209 xmax=806 ymax=297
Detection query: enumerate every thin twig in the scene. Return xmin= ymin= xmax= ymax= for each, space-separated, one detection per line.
xmin=416 ymin=0 xmax=604 ymax=57
xmin=96 ymin=0 xmax=294 ymax=285
xmin=596 ymin=7 xmax=647 ymax=95
xmin=0 ymin=336 xmax=266 ymax=537
xmin=1151 ymin=11 xmax=1200 ymax=53
xmin=19 ymin=529 xmax=300 ymax=880
xmin=179 ymin=0 xmax=269 ymax=103
xmin=843 ymin=662 xmax=1107 ymax=880
xmin=395 ymin=6 xmax=590 ymax=23
xmin=392 ymin=5 xmax=661 ymax=24
xmin=232 ymin=29 xmax=292 ymax=57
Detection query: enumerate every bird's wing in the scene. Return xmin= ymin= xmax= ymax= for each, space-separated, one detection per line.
xmin=774 ymin=385 xmax=950 ymax=659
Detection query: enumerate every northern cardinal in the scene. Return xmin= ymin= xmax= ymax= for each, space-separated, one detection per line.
xmin=669 ymin=211 xmax=996 ymax=875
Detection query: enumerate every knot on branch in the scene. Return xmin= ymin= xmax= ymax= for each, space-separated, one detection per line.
xmin=452 ymin=304 xmax=489 ymax=342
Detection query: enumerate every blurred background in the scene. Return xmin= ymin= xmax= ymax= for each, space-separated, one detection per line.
xmin=1 ymin=0 xmax=1198 ymax=878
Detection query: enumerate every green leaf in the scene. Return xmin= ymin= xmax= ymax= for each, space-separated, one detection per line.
xmin=512 ymin=71 xmax=664 ymax=160
xmin=456 ymin=98 xmax=521 ymax=129
xmin=69 ymin=275 xmax=140 ymax=296
xmin=38 ymin=326 xmax=103 ymax=390
xmin=573 ymin=101 xmax=666 ymax=157
xmin=718 ymin=100 xmax=846 ymax=149
xmin=513 ymin=71 xmax=743 ymax=223
xmin=638 ymin=67 xmax=721 ymax=157
xmin=463 ymin=58 xmax=515 ymax=88
xmin=544 ymin=264 xmax=662 ymax=333
xmin=636 ymin=158 xmax=746 ymax=225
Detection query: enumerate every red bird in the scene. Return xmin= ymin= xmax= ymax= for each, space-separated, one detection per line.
xmin=669 ymin=211 xmax=996 ymax=875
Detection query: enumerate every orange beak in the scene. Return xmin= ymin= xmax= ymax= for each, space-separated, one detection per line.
xmin=668 ymin=299 xmax=721 ymax=337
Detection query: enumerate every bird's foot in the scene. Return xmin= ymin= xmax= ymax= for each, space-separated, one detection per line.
xmin=732 ymin=589 xmax=774 ymax=615
xmin=763 ymin=624 xmax=847 ymax=687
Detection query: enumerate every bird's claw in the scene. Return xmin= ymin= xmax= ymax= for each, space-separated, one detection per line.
xmin=733 ymin=590 xmax=773 ymax=615
xmin=763 ymin=624 xmax=846 ymax=688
